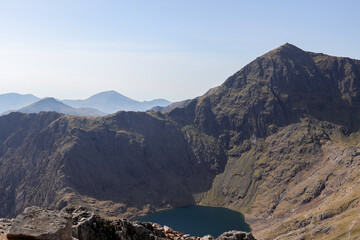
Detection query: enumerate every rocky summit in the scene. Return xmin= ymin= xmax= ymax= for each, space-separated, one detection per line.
xmin=0 ymin=206 xmax=255 ymax=240
xmin=0 ymin=44 xmax=360 ymax=239
xmin=7 ymin=206 xmax=72 ymax=240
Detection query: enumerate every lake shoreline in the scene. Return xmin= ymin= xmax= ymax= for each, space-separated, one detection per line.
xmin=133 ymin=205 xmax=250 ymax=238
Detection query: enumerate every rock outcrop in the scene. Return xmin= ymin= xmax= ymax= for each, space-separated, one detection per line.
xmin=7 ymin=206 xmax=72 ymax=240
xmin=217 ymin=231 xmax=255 ymax=240
xmin=70 ymin=207 xmax=255 ymax=240
xmin=2 ymin=207 xmax=255 ymax=240
xmin=0 ymin=218 xmax=13 ymax=238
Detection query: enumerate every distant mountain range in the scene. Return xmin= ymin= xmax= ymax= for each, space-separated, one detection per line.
xmin=150 ymin=99 xmax=192 ymax=112
xmin=0 ymin=93 xmax=40 ymax=114
xmin=16 ymin=98 xmax=106 ymax=117
xmin=150 ymin=87 xmax=220 ymax=113
xmin=0 ymin=91 xmax=171 ymax=116
xmin=62 ymin=90 xmax=171 ymax=113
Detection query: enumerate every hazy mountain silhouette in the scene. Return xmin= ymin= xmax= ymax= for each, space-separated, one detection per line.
xmin=18 ymin=98 xmax=106 ymax=116
xmin=151 ymin=99 xmax=192 ymax=112
xmin=62 ymin=90 xmax=171 ymax=113
xmin=0 ymin=93 xmax=39 ymax=114
xmin=0 ymin=91 xmax=171 ymax=115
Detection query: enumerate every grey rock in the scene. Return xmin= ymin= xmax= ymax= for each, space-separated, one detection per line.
xmin=71 ymin=207 xmax=256 ymax=240
xmin=217 ymin=231 xmax=255 ymax=240
xmin=0 ymin=218 xmax=14 ymax=235
xmin=7 ymin=206 xmax=72 ymax=240
xmin=4 ymin=207 xmax=256 ymax=240
xmin=201 ymin=235 xmax=215 ymax=240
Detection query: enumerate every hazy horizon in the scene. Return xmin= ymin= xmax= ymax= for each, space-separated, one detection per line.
xmin=1 ymin=0 xmax=359 ymax=102
xmin=0 ymin=90 xmax=172 ymax=102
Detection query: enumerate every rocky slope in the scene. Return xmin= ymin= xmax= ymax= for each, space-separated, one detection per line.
xmin=1 ymin=206 xmax=255 ymax=240
xmin=0 ymin=110 xmax=226 ymax=218
xmin=0 ymin=44 xmax=359 ymax=239
xmin=171 ymin=44 xmax=360 ymax=239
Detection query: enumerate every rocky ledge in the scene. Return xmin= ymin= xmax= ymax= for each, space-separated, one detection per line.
xmin=1 ymin=207 xmax=255 ymax=240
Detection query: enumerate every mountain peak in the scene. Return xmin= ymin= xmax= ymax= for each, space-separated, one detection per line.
xmin=61 ymin=91 xmax=171 ymax=113
xmin=41 ymin=97 xmax=58 ymax=102
xmin=223 ymin=43 xmax=317 ymax=90
xmin=23 ymin=97 xmax=67 ymax=110
xmin=99 ymin=90 xmax=122 ymax=95
xmin=18 ymin=97 xmax=105 ymax=116
xmin=263 ymin=43 xmax=307 ymax=59
xmin=86 ymin=90 xmax=134 ymax=103
xmin=276 ymin=42 xmax=300 ymax=50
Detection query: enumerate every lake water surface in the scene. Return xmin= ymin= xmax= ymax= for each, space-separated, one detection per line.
xmin=133 ymin=205 xmax=250 ymax=237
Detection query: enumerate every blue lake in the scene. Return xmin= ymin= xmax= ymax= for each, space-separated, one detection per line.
xmin=133 ymin=205 xmax=250 ymax=237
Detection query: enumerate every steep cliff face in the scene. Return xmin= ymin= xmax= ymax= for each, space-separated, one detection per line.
xmin=0 ymin=44 xmax=359 ymax=239
xmin=0 ymin=112 xmax=66 ymax=217
xmin=167 ymin=44 xmax=360 ymax=239
xmin=0 ymin=111 xmax=226 ymax=219
xmin=170 ymin=44 xmax=360 ymax=143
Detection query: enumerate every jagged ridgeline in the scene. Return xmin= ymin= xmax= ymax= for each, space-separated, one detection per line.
xmin=0 ymin=44 xmax=359 ymax=239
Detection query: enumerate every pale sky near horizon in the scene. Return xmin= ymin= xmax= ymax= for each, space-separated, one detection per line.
xmin=0 ymin=0 xmax=359 ymax=102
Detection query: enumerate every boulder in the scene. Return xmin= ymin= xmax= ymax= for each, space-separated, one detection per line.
xmin=0 ymin=218 xmax=13 ymax=235
xmin=217 ymin=231 xmax=255 ymax=240
xmin=7 ymin=206 xmax=72 ymax=240
xmin=0 ymin=217 xmax=13 ymax=240
xmin=201 ymin=235 xmax=215 ymax=240
xmin=71 ymin=207 xmax=176 ymax=240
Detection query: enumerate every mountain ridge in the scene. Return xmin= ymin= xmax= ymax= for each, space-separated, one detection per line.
xmin=0 ymin=91 xmax=172 ymax=115
xmin=0 ymin=93 xmax=40 ymax=115
xmin=0 ymin=44 xmax=359 ymax=239
xmin=62 ymin=90 xmax=171 ymax=113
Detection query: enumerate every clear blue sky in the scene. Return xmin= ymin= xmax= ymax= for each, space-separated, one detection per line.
xmin=0 ymin=0 xmax=359 ymax=101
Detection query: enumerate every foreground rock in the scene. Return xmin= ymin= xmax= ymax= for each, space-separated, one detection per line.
xmin=217 ymin=231 xmax=255 ymax=240
xmin=7 ymin=206 xmax=72 ymax=240
xmin=70 ymin=207 xmax=255 ymax=240
xmin=4 ymin=207 xmax=255 ymax=240
xmin=0 ymin=218 xmax=13 ymax=239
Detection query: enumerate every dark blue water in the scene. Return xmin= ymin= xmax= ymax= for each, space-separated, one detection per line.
xmin=133 ymin=205 xmax=250 ymax=237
